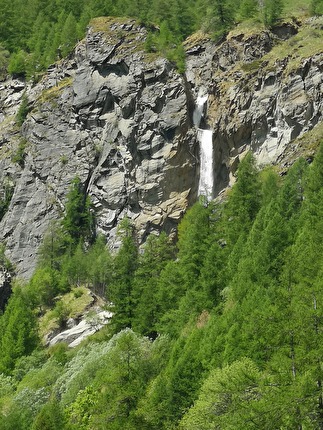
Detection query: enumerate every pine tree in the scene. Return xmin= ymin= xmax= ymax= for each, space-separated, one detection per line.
xmin=238 ymin=0 xmax=259 ymax=20
xmin=0 ymin=287 xmax=39 ymax=374
xmin=224 ymin=152 xmax=261 ymax=245
xmin=86 ymin=234 xmax=113 ymax=295
xmin=60 ymin=12 xmax=78 ymax=58
xmin=32 ymin=399 xmax=66 ymax=430
xmin=110 ymin=218 xmax=138 ymax=333
xmin=62 ymin=176 xmax=95 ymax=247
xmin=179 ymin=358 xmax=263 ymax=430
xmin=262 ymin=0 xmax=283 ymax=26
xmin=132 ymin=232 xmax=175 ymax=337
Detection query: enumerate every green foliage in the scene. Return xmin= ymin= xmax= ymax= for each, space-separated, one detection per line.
xmin=110 ymin=217 xmax=138 ymax=333
xmin=86 ymin=234 xmax=113 ymax=295
xmin=0 ymin=0 xmax=305 ymax=79
xmin=179 ymin=358 xmax=263 ymax=430
xmin=0 ymin=373 xmax=16 ymax=397
xmin=5 ymin=139 xmax=323 ymax=429
xmin=12 ymin=350 xmax=47 ymax=382
xmin=62 ymin=176 xmax=95 ymax=246
xmin=88 ymin=329 xmax=154 ymax=429
xmin=31 ymin=399 xmax=66 ymax=430
xmin=224 ymin=152 xmax=261 ymax=244
xmin=52 ymin=300 xmax=71 ymax=329
xmin=0 ymin=44 xmax=9 ymax=80
xmin=132 ymin=232 xmax=175 ymax=336
xmin=311 ymin=0 xmax=323 ymax=14
xmin=0 ymin=387 xmax=49 ymax=429
xmin=0 ymin=181 xmax=14 ymax=222
xmin=26 ymin=267 xmax=60 ymax=309
xmin=262 ymin=0 xmax=284 ymax=26
xmin=7 ymin=50 xmax=28 ymax=77
xmin=238 ymin=0 xmax=259 ymax=20
xmin=60 ymin=13 xmax=78 ymax=58
xmin=0 ymin=287 xmax=39 ymax=374
xmin=16 ymin=93 xmax=30 ymax=127
xmin=65 ymin=385 xmax=98 ymax=429
xmin=11 ymin=139 xmax=27 ymax=167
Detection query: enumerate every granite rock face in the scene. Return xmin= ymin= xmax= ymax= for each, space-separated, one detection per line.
xmin=0 ymin=17 xmax=323 ymax=277
xmin=0 ymin=19 xmax=198 ymax=277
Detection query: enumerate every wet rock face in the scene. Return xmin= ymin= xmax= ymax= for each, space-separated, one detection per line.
xmin=185 ymin=21 xmax=323 ymax=193
xmin=0 ymin=19 xmax=198 ymax=277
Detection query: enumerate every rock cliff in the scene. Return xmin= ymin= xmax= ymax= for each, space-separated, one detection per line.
xmin=0 ymin=16 xmax=322 ymax=277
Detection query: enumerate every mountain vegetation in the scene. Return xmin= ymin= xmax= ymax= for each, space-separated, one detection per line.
xmin=1 ymin=143 xmax=323 ymax=428
xmin=0 ymin=0 xmax=321 ymax=78
xmin=1 ymin=0 xmax=323 ymax=428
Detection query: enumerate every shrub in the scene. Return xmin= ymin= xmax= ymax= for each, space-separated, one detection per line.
xmin=16 ymin=93 xmax=30 ymax=127
xmin=11 ymin=139 xmax=27 ymax=167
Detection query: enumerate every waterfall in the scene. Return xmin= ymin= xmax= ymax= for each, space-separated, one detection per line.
xmin=193 ymin=95 xmax=208 ymax=127
xmin=194 ymin=94 xmax=213 ymax=200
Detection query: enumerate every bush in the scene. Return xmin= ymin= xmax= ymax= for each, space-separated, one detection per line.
xmin=8 ymin=50 xmax=28 ymax=78
xmin=16 ymin=94 xmax=30 ymax=127
xmin=11 ymin=139 xmax=27 ymax=167
xmin=0 ymin=181 xmax=14 ymax=222
xmin=0 ymin=45 xmax=9 ymax=80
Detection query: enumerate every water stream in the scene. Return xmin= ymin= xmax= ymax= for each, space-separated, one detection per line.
xmin=194 ymin=94 xmax=213 ymax=200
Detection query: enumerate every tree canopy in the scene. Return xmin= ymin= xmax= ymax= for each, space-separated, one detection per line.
xmin=2 ymin=136 xmax=323 ymax=428
xmin=0 ymin=0 xmax=319 ymax=78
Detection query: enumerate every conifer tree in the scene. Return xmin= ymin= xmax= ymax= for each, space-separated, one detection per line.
xmin=110 ymin=218 xmax=138 ymax=333
xmin=0 ymin=288 xmax=39 ymax=374
xmin=62 ymin=176 xmax=95 ymax=247
xmin=224 ymin=152 xmax=261 ymax=244
xmin=238 ymin=0 xmax=259 ymax=20
xmin=60 ymin=13 xmax=78 ymax=58
xmin=132 ymin=232 xmax=175 ymax=337
xmin=32 ymin=399 xmax=66 ymax=430
xmin=262 ymin=0 xmax=283 ymax=26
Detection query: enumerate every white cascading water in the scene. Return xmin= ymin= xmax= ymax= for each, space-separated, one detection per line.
xmin=194 ymin=94 xmax=213 ymax=200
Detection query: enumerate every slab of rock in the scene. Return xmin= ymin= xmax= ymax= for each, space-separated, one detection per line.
xmin=48 ymin=310 xmax=113 ymax=348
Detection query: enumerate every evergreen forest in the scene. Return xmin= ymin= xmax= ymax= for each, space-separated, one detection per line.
xmin=0 ymin=0 xmax=322 ymax=78
xmin=2 ymin=145 xmax=323 ymax=428
xmin=1 ymin=0 xmax=323 ymax=428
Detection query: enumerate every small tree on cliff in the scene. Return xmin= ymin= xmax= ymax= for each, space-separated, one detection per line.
xmin=61 ymin=176 xmax=95 ymax=248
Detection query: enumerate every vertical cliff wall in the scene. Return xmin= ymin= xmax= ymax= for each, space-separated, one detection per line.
xmin=0 ymin=16 xmax=323 ymax=277
xmin=0 ymin=18 xmax=199 ymax=277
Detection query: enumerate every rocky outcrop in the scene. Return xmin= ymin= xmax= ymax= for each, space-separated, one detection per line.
xmin=48 ymin=310 xmax=113 ymax=348
xmin=0 ymin=17 xmax=323 ymax=277
xmin=185 ymin=18 xmax=323 ymax=192
xmin=0 ymin=18 xmax=198 ymax=277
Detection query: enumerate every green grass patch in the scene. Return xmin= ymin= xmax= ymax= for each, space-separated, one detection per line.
xmin=39 ymin=286 xmax=94 ymax=340
xmin=38 ymin=77 xmax=73 ymax=104
xmin=11 ymin=139 xmax=28 ymax=167
xmin=240 ymin=59 xmax=264 ymax=73
xmin=263 ymin=20 xmax=323 ymax=74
